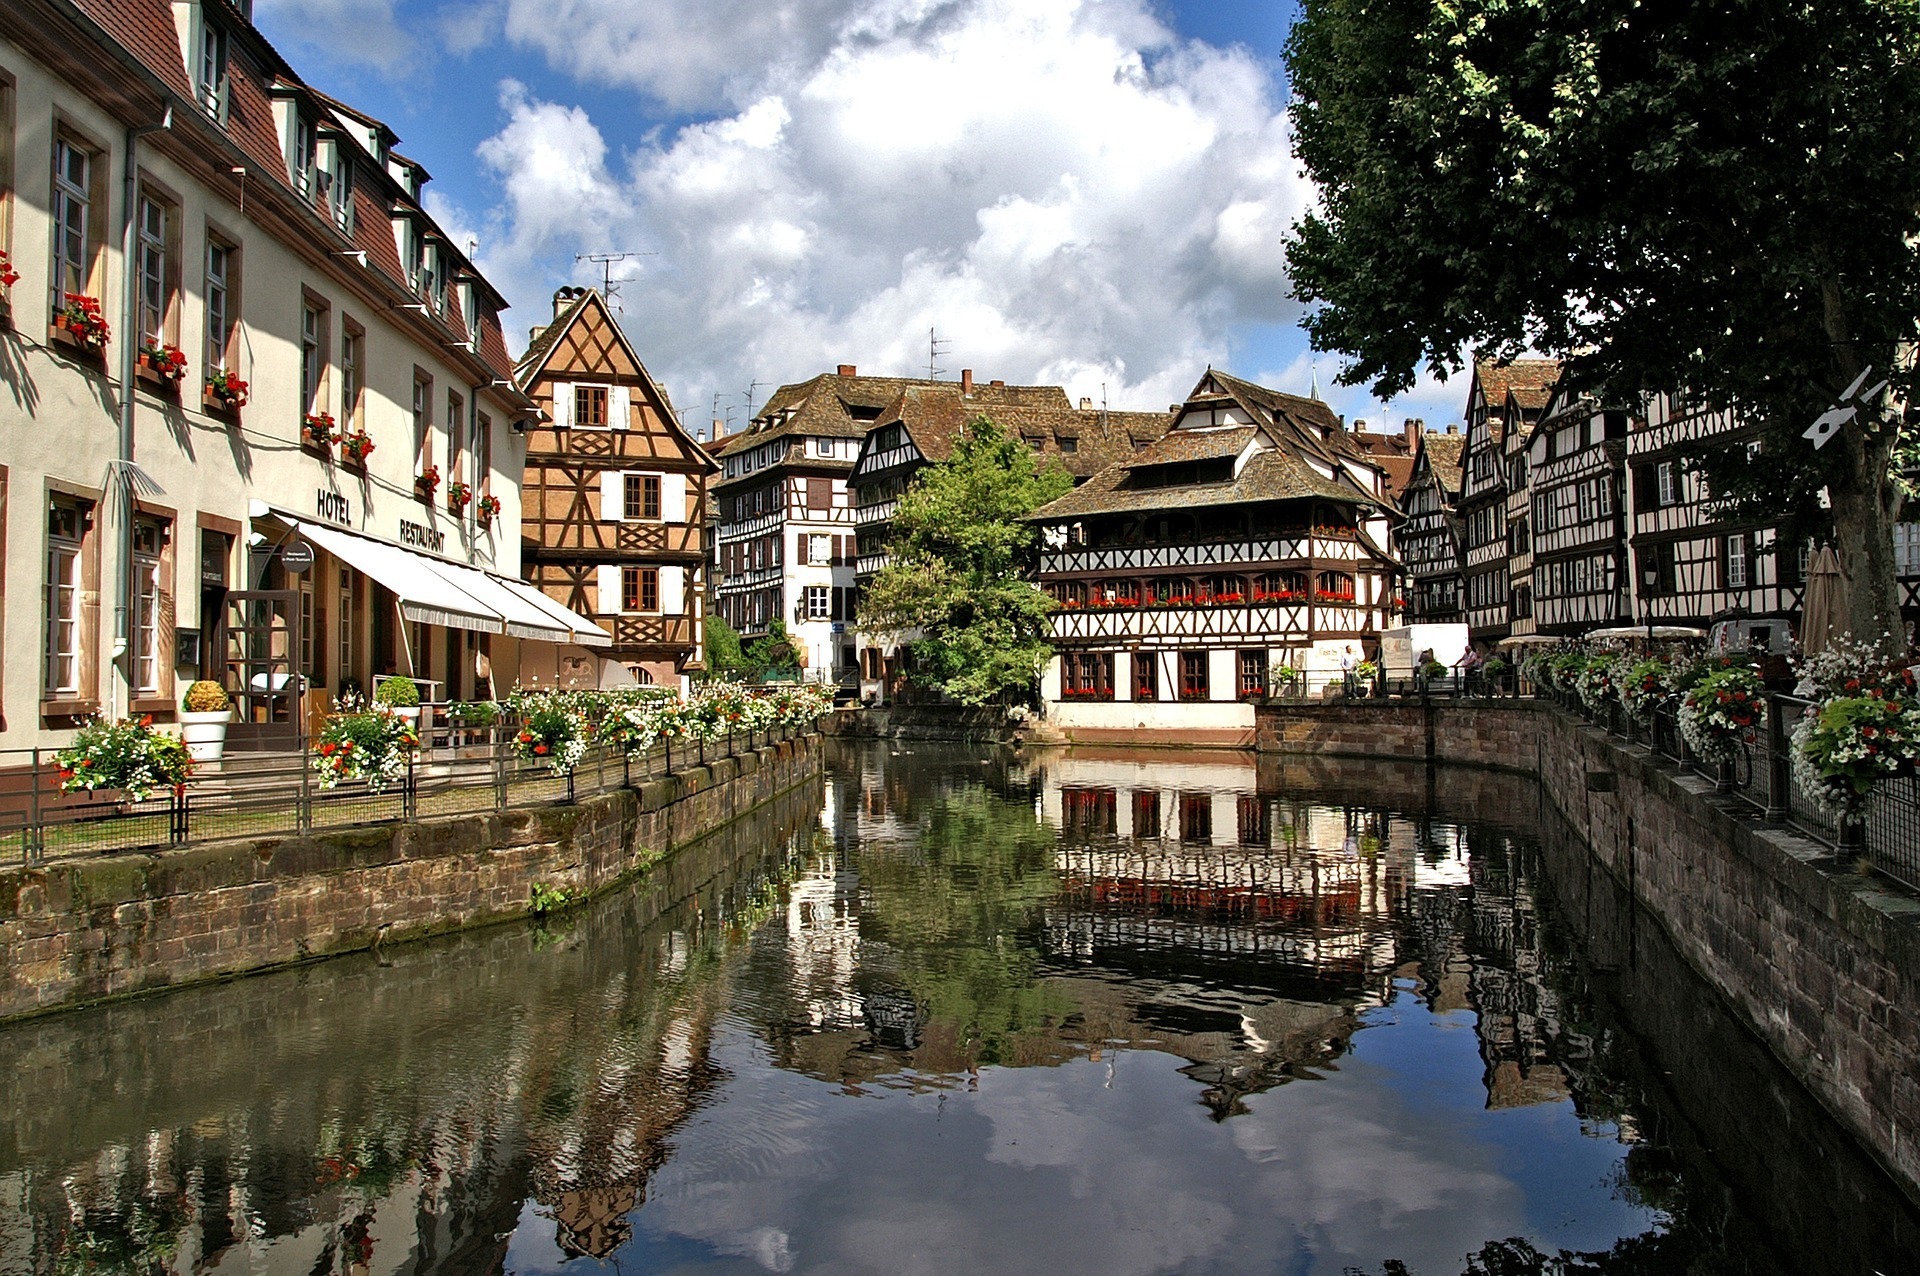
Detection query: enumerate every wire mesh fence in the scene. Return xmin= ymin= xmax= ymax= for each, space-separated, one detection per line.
xmin=0 ymin=714 xmax=813 ymax=867
xmin=1565 ymin=689 xmax=1919 ymax=893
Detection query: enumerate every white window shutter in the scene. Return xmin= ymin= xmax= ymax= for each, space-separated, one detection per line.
xmin=663 ymin=472 xmax=686 ymax=523
xmin=596 ymin=564 xmax=621 ymax=615
xmin=661 ymin=566 xmax=684 ymax=615
xmin=600 ymin=470 xmax=623 ymax=521
xmin=551 ymin=381 xmax=574 ymax=428
xmin=609 ymin=384 xmax=631 ymax=429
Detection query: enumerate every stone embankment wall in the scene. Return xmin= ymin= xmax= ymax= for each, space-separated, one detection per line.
xmin=1258 ymin=700 xmax=1920 ymax=1204
xmin=0 ymin=734 xmax=823 ymax=1022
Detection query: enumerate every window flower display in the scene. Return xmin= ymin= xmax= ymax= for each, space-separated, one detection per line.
xmin=303 ymin=412 xmax=338 ymax=447
xmin=55 ymin=293 xmax=109 ymax=350
xmin=205 ymin=368 xmax=249 ymax=409
xmin=139 ymin=341 xmax=188 ymax=382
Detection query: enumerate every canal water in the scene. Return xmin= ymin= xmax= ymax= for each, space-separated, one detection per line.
xmin=0 ymin=741 xmax=1915 ymax=1275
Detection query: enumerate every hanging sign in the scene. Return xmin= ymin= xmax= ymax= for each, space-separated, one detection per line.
xmin=281 ymin=540 xmax=315 ymax=573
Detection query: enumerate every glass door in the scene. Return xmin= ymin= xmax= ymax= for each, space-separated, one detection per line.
xmin=224 ymin=590 xmax=300 ymax=750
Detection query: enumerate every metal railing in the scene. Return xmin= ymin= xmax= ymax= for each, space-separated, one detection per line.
xmin=1557 ymin=689 xmax=1920 ymax=894
xmin=0 ymin=714 xmax=815 ymax=867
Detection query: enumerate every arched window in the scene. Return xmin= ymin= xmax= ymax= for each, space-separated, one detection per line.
xmin=627 ymin=665 xmax=654 ymax=685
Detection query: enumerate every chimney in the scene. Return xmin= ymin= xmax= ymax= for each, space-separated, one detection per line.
xmin=1405 ymin=417 xmax=1423 ymax=448
xmin=961 ymin=369 xmax=973 ymax=394
xmin=1079 ymin=397 xmax=1093 ymax=410
xmin=990 ymin=379 xmax=1005 ymax=387
xmin=528 ymin=324 xmax=546 ymax=347
xmin=837 ymin=364 xmax=857 ymax=377
xmin=552 ymin=285 xmax=583 ymax=319
xmin=1352 ymin=418 xmax=1366 ymax=433
xmin=1445 ymin=422 xmax=1458 ymax=435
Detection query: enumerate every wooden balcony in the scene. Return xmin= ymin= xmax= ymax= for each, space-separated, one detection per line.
xmin=1040 ymin=534 xmax=1369 ymax=577
xmin=1048 ymin=601 xmax=1380 ymax=643
xmin=611 ymin=614 xmax=696 ymax=649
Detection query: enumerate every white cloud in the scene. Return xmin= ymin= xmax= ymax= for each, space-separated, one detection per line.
xmin=455 ymin=0 xmax=1320 ymax=429
xmin=254 ymin=0 xmax=415 ymax=74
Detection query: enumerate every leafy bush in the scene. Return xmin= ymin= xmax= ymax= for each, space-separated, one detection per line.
xmin=1679 ymin=666 xmax=1766 ymax=762
xmin=314 ymin=707 xmax=420 ymax=792
xmin=374 ymin=676 xmax=420 ymax=708
xmin=448 ymin=700 xmax=499 ymax=726
xmin=55 ymin=716 xmax=193 ymax=801
xmin=512 ymin=690 xmax=590 ymax=774
xmin=182 ymin=680 xmax=231 ymax=713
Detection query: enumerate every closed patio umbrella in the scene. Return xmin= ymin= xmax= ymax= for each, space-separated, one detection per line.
xmin=1801 ymin=546 xmax=1846 ymax=656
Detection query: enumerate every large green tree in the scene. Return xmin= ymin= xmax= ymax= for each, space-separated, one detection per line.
xmin=1285 ymin=0 xmax=1920 ymax=642
xmin=858 ymin=417 xmax=1074 ymax=705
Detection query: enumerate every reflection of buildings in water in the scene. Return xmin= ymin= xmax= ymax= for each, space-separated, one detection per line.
xmin=1461 ymin=831 xmax=1589 ymax=1113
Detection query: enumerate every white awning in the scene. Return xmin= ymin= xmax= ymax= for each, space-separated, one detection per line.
xmin=501 ymin=578 xmax=614 ymax=648
xmin=282 ymin=517 xmax=611 ymax=648
xmin=420 ymin=558 xmax=574 ymax=643
xmin=293 ymin=521 xmax=506 ymax=634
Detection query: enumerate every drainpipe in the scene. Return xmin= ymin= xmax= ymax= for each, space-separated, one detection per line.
xmin=111 ymin=108 xmax=172 ymax=721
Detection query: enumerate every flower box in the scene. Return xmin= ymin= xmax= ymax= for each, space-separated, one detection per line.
xmin=447 ymin=480 xmax=473 ymax=513
xmin=416 ymin=465 xmax=441 ymax=498
xmin=204 ymin=370 xmax=249 ymax=416
xmin=303 ymin=413 xmax=338 ymax=451
xmin=340 ymin=432 xmax=376 ymax=465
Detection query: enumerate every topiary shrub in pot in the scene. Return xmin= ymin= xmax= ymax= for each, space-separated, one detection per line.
xmin=375 ymin=675 xmax=423 ymax=723
xmin=179 ymin=680 xmax=233 ymax=763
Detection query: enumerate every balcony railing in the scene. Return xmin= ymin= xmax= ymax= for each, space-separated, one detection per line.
xmin=1040 ymin=534 xmax=1369 ymax=577
xmin=0 ymin=712 xmax=820 ymax=866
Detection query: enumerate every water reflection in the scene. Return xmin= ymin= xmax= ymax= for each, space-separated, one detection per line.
xmin=0 ymin=745 xmax=1916 ymax=1274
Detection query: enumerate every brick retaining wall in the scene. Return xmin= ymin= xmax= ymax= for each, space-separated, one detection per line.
xmin=1258 ymin=699 xmax=1920 ymax=1203
xmin=0 ymin=734 xmax=823 ymax=1022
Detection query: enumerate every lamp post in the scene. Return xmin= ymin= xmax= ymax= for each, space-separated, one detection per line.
xmin=1643 ymin=564 xmax=1660 ymax=649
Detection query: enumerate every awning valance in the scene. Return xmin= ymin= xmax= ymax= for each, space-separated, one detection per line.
xmin=294 ymin=521 xmax=505 ymax=635
xmin=285 ymin=519 xmax=610 ymax=647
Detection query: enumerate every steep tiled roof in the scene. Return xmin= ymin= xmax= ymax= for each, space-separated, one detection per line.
xmin=1416 ymin=433 xmax=1468 ymax=498
xmin=61 ymin=0 xmax=521 ymax=388
xmin=869 ymin=386 xmax=1167 ymax=478
xmin=1119 ymin=425 xmax=1257 ymax=468
xmin=1031 ymin=447 xmax=1359 ymax=521
xmin=1475 ymin=358 xmax=1561 ymax=410
xmin=719 ymin=372 xmax=1071 ymax=453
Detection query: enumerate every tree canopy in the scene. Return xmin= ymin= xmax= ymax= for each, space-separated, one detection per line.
xmin=857 ymin=417 xmax=1074 ymax=705
xmin=1285 ymin=0 xmax=1920 ymax=641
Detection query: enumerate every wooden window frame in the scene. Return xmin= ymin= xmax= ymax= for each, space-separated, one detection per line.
xmin=42 ymin=486 xmax=100 ymax=715
xmin=1178 ymin=650 xmax=1209 ymax=702
xmin=204 ymin=229 xmax=239 ymax=373
xmin=340 ymin=317 xmax=365 ymax=433
xmin=50 ymin=127 xmax=104 ymax=320
xmin=574 ymin=384 xmax=609 ymax=429
xmin=413 ymin=370 xmax=433 ymax=472
xmin=301 ymin=292 xmax=330 ymax=419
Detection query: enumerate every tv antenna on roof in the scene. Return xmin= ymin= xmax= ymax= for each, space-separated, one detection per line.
xmin=574 ymin=250 xmax=655 ymax=313
xmin=928 ymin=327 xmax=950 ymax=381
xmin=744 ymin=379 xmax=767 ymax=420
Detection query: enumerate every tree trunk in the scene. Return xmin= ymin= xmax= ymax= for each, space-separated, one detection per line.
xmin=1819 ymin=275 xmax=1905 ymax=649
xmin=1828 ymin=429 xmax=1904 ymax=648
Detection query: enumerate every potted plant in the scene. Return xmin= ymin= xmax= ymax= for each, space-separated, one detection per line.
xmin=1678 ymin=665 xmax=1766 ymax=763
xmin=139 ymin=340 xmax=188 ymax=383
xmin=341 ymin=431 xmax=376 ymax=464
xmin=313 ymin=702 xmax=421 ymax=793
xmin=205 ymin=368 xmax=249 ymax=411
xmin=374 ymin=674 xmax=422 ymax=723
xmin=54 ymin=715 xmax=192 ymax=803
xmin=511 ymin=690 xmax=589 ymax=774
xmin=179 ymin=680 xmax=233 ymax=763
xmin=0 ymin=248 xmax=19 ymax=292
xmin=54 ymin=293 xmax=109 ymax=352
xmin=476 ymin=493 xmax=502 ymax=527
xmin=447 ymin=479 xmax=473 ymax=512
xmin=303 ymin=411 xmax=338 ymax=449
xmin=416 ymin=463 xmax=440 ymax=497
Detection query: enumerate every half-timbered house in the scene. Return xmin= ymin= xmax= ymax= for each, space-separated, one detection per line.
xmin=1029 ymin=371 xmax=1398 ymax=746
xmin=1625 ymin=395 xmax=1799 ymax=632
xmin=516 ymin=287 xmax=717 ymax=688
xmin=1397 ymin=427 xmax=1467 ymax=622
xmin=845 ymin=379 xmax=1168 ymax=702
xmin=1456 ymin=359 xmax=1559 ymax=643
xmin=1526 ymin=390 xmax=1632 ymax=636
xmin=711 ymin=366 xmax=1074 ymax=681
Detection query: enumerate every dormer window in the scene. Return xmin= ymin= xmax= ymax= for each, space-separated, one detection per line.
xmin=291 ymin=114 xmax=316 ymax=197
xmin=325 ymin=145 xmax=354 ymax=232
xmin=196 ymin=19 xmax=229 ymax=122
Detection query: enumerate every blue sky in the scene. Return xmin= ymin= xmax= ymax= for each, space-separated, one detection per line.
xmin=255 ymin=0 xmax=1464 ymax=437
